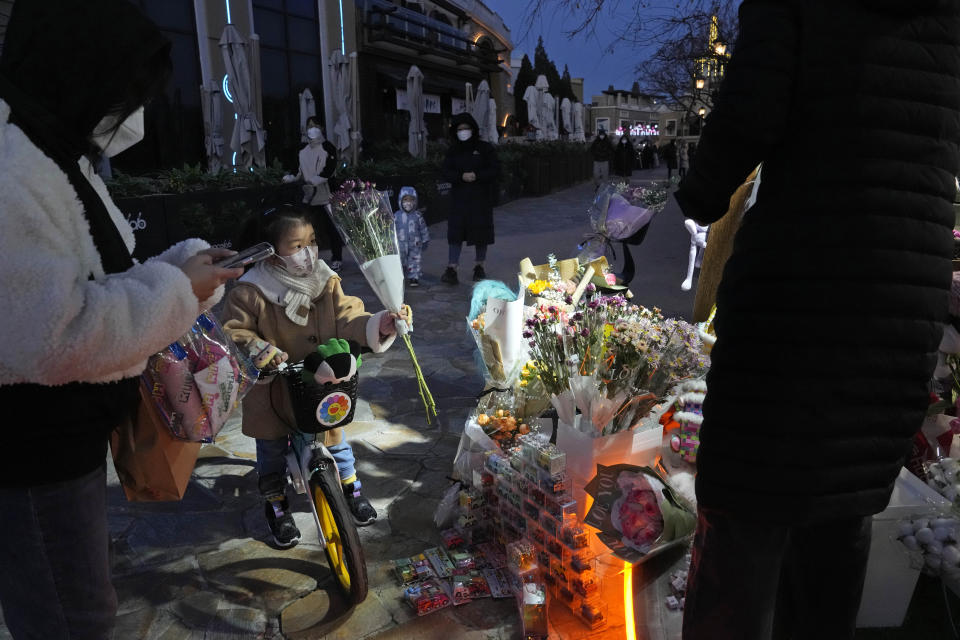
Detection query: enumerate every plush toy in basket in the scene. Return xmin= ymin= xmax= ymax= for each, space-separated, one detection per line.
xmin=282 ymin=338 xmax=362 ymax=433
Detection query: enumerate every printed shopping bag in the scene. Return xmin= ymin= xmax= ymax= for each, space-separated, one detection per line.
xmin=110 ymin=381 xmax=201 ymax=501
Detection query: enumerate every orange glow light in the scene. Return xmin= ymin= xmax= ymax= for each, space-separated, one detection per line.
xmin=502 ymin=113 xmax=511 ymax=127
xmin=624 ymin=561 xmax=637 ymax=640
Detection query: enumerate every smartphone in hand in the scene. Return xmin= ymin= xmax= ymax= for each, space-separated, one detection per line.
xmin=215 ymin=242 xmax=275 ymax=269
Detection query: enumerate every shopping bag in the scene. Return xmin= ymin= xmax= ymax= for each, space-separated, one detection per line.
xmin=110 ymin=381 xmax=201 ymax=501
xmin=142 ymin=312 xmax=258 ymax=442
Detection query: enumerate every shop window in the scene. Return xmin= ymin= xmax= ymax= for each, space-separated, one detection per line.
xmin=253 ymin=0 xmax=324 ymax=168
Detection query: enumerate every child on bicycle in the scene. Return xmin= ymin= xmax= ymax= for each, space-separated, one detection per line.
xmin=220 ymin=204 xmax=407 ymax=547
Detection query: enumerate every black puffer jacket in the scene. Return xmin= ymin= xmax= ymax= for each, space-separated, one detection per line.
xmin=675 ymin=0 xmax=960 ymax=524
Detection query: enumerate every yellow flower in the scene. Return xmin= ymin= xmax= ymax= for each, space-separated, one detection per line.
xmin=527 ymin=280 xmax=549 ymax=295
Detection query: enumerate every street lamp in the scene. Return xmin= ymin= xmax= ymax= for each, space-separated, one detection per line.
xmin=695 ymin=78 xmax=705 ymax=90
xmin=698 ymin=107 xmax=706 ymax=117
xmin=715 ymin=42 xmax=727 ymax=56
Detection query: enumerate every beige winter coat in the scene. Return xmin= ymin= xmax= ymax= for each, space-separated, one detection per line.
xmin=220 ymin=268 xmax=393 ymax=443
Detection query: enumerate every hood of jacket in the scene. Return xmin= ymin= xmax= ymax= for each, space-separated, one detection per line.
xmin=450 ymin=112 xmax=480 ymax=144
xmin=398 ymin=185 xmax=418 ymax=210
xmin=1 ymin=0 xmax=170 ymax=160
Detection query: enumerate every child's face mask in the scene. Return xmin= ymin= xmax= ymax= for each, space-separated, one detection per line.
xmin=278 ymin=245 xmax=318 ymax=276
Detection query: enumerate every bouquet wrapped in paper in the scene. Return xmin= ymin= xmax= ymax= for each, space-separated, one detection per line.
xmin=578 ymin=181 xmax=670 ymax=263
xmin=142 ymin=313 xmax=259 ymax=442
xmin=583 ymin=464 xmax=696 ymax=564
xmin=330 ymin=179 xmax=436 ymax=422
xmin=468 ymin=279 xmax=527 ymax=388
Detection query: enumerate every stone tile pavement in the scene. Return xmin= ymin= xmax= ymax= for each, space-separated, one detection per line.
xmin=0 ymin=168 xmax=699 ymax=640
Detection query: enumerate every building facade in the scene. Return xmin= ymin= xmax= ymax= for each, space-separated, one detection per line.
xmin=589 ymin=88 xmax=687 ymax=141
xmin=112 ymin=0 xmax=513 ymax=175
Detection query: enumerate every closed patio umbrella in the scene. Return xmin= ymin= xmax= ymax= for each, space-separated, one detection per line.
xmin=524 ymin=85 xmax=541 ymax=137
xmin=561 ymin=97 xmax=572 ymax=138
xmin=572 ymin=101 xmax=585 ymax=142
xmin=248 ymin=33 xmax=265 ymax=167
xmin=330 ymin=50 xmax=358 ymax=163
xmin=407 ymin=65 xmax=426 ymax=158
xmin=201 ymin=79 xmax=225 ymax=172
xmin=486 ymin=97 xmax=499 ymax=144
xmin=219 ymin=24 xmax=265 ymax=169
xmin=299 ymin=88 xmax=316 ymax=142
xmin=470 ymin=80 xmax=491 ymax=142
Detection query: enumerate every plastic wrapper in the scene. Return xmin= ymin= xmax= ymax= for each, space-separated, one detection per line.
xmin=433 ymin=481 xmax=462 ymax=529
xmin=405 ymin=579 xmax=452 ymax=616
xmin=583 ymin=464 xmax=696 ymax=564
xmin=468 ymin=278 xmax=527 ymax=387
xmin=393 ymin=553 xmax=437 ymax=585
xmin=143 ymin=313 xmax=258 ymax=442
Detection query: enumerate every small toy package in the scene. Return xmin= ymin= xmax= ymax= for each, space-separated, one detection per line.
xmin=506 ymin=540 xmax=537 ymax=575
xmin=441 ymin=528 xmax=466 ymax=550
xmin=475 ymin=542 xmax=507 ymax=569
xmin=425 ymin=547 xmax=456 ymax=578
xmin=450 ymin=549 xmax=477 ymax=572
xmin=405 ymin=579 xmax=453 ymax=616
xmin=454 ymin=570 xmax=492 ymax=600
xmin=519 ymin=582 xmax=549 ymax=639
xmin=578 ymin=599 xmax=608 ymax=629
xmin=393 ymin=553 xmax=436 ymax=585
xmin=482 ymin=567 xmax=514 ymax=598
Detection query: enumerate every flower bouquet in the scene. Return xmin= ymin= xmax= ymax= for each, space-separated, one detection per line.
xmin=583 ymin=463 xmax=696 ymax=564
xmin=330 ymin=179 xmax=436 ymax=423
xmin=577 ymin=181 xmax=670 ymax=263
xmin=468 ymin=279 xmax=527 ymax=388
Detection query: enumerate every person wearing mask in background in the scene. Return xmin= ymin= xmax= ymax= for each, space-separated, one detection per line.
xmin=284 ymin=115 xmax=342 ymax=272
xmin=678 ymin=141 xmax=690 ymax=179
xmin=441 ymin=113 xmax=500 ymax=285
xmin=589 ymin=128 xmax=614 ymax=188
xmin=0 ymin=1 xmax=244 ymax=637
xmin=675 ymin=1 xmax=960 ymax=638
xmin=652 ymin=141 xmax=661 ymax=169
xmin=394 ymin=186 xmax=430 ymax=288
xmin=663 ymin=138 xmax=679 ymax=181
xmin=612 ymin=134 xmax=635 ymax=178
xmin=642 ymin=141 xmax=656 ymax=171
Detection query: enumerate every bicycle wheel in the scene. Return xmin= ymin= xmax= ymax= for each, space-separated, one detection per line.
xmin=309 ymin=461 xmax=369 ymax=605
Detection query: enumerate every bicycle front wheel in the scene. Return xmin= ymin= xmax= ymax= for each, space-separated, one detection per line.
xmin=310 ymin=462 xmax=369 ymax=605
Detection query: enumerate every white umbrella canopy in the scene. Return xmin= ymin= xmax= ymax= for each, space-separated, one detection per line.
xmin=219 ymin=24 xmax=266 ymax=169
xmin=299 ymin=88 xmax=316 ymax=142
xmin=485 ymin=97 xmax=499 ymax=145
xmin=542 ymin=92 xmax=558 ymax=141
xmin=523 ymin=85 xmax=541 ymax=137
xmin=471 ymin=80 xmax=491 ymax=142
xmin=561 ymin=97 xmax=572 ymax=138
xmin=329 ymin=50 xmax=352 ymax=155
xmin=201 ymin=79 xmax=225 ymax=173
xmin=407 ymin=65 xmax=427 ymax=158
xmin=572 ymin=101 xmax=585 ymax=142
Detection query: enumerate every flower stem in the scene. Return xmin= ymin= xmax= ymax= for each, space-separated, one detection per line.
xmin=403 ymin=334 xmax=437 ymax=424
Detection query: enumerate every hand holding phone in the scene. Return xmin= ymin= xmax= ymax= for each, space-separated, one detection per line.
xmin=214 ymin=242 xmax=275 ymax=269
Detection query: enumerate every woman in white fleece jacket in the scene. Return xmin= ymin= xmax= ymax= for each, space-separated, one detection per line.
xmin=0 ymin=2 xmax=243 ymax=638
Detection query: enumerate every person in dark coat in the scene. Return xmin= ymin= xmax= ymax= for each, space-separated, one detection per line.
xmin=611 ymin=134 xmax=634 ymax=178
xmin=441 ymin=113 xmax=500 ymax=285
xmin=589 ymin=128 xmax=614 ymax=187
xmin=662 ymin=139 xmax=678 ymax=180
xmin=674 ymin=1 xmax=960 ymax=638
xmin=641 ymin=142 xmax=655 ymax=171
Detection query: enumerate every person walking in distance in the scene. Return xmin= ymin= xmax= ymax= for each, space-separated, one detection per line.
xmin=589 ymin=128 xmax=614 ymax=187
xmin=284 ymin=115 xmax=343 ymax=272
xmin=675 ymin=1 xmax=960 ymax=638
xmin=663 ymin=138 xmax=679 ymax=181
xmin=441 ymin=113 xmax=500 ymax=285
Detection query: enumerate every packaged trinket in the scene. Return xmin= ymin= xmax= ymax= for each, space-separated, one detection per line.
xmin=405 ymin=579 xmax=452 ymax=616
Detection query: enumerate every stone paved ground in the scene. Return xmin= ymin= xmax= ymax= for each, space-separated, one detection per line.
xmin=0 ymin=168 xmax=699 ymax=640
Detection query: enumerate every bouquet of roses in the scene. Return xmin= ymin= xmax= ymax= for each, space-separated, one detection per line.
xmin=330 ymin=179 xmax=436 ymax=423
xmin=578 ymin=180 xmax=671 ymax=262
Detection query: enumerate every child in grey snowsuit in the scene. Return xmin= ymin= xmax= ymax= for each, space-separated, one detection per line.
xmin=395 ymin=186 xmax=430 ymax=287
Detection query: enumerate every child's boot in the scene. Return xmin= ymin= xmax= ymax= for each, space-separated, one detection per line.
xmin=342 ymin=479 xmax=377 ymax=526
xmin=259 ymin=473 xmax=301 ymax=548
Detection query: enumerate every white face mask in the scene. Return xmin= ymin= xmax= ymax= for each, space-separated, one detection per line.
xmin=278 ymin=245 xmax=318 ymax=276
xmin=92 ymin=107 xmax=145 ymax=157
xmin=457 ymin=129 xmax=473 ymax=142
xmin=401 ymin=201 xmax=415 ymax=212
xmin=307 ymin=126 xmax=322 ymax=140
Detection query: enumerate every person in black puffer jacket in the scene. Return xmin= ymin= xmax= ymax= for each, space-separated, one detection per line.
xmin=675 ymin=1 xmax=960 ymax=638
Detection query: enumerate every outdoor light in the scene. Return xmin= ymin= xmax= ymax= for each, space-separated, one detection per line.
xmin=699 ymin=107 xmax=706 ymax=117
xmin=695 ymin=78 xmax=705 ymax=90
xmin=715 ymin=43 xmax=727 ymax=56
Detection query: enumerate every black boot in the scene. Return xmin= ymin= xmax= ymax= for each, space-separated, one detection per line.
xmin=343 ymin=480 xmax=377 ymax=526
xmin=441 ymin=267 xmax=458 ymax=285
xmin=472 ymin=264 xmax=487 ymax=282
xmin=259 ymin=473 xmax=301 ymax=548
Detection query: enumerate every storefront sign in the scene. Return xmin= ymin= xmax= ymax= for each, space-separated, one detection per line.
xmin=452 ymin=97 xmax=467 ymax=115
xmin=397 ymin=89 xmax=442 ymax=114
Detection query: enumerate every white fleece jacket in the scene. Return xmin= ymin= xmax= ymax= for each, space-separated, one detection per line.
xmin=0 ymin=100 xmax=222 ymax=386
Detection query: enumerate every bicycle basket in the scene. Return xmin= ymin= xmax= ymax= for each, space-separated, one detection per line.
xmin=282 ymin=363 xmax=359 ymax=434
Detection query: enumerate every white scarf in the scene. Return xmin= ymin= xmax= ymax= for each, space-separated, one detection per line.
xmin=246 ymin=260 xmax=333 ymax=326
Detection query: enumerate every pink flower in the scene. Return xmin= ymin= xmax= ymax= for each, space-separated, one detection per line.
xmin=604 ymin=273 xmax=617 ymax=285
